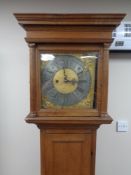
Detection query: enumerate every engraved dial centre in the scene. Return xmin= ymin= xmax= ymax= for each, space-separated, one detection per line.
xmin=53 ymin=68 xmax=78 ymax=94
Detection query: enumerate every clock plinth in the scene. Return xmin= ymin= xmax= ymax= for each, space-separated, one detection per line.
xmin=15 ymin=13 xmax=125 ymax=175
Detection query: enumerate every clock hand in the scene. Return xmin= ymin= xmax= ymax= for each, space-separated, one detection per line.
xmin=78 ymin=80 xmax=87 ymax=83
xmin=64 ymin=79 xmax=87 ymax=85
xmin=63 ymin=67 xmax=65 ymax=75
xmin=63 ymin=67 xmax=66 ymax=77
xmin=63 ymin=67 xmax=68 ymax=81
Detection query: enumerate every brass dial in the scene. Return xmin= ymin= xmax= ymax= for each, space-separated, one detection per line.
xmin=41 ymin=54 xmax=96 ymax=107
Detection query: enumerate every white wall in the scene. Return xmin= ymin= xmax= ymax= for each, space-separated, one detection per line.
xmin=0 ymin=1 xmax=131 ymax=175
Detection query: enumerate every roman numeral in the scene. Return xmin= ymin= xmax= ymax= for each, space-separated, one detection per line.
xmin=77 ymin=86 xmax=84 ymax=93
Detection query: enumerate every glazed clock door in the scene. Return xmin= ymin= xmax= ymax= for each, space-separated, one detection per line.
xmin=36 ymin=45 xmax=101 ymax=117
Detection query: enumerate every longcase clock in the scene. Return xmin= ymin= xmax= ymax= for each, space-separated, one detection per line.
xmin=15 ymin=13 xmax=125 ymax=175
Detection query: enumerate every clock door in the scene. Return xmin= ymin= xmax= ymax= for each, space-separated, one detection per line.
xmin=36 ymin=44 xmax=102 ymax=117
xmin=41 ymin=128 xmax=96 ymax=175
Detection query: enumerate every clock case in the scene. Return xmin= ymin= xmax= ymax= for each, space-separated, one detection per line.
xmin=15 ymin=14 xmax=125 ymax=175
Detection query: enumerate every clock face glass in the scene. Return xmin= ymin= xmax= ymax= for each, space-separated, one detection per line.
xmin=40 ymin=52 xmax=98 ymax=109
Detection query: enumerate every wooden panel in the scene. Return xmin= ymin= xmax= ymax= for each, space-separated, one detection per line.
xmin=101 ymin=43 xmax=110 ymax=115
xmin=28 ymin=43 xmax=37 ymax=114
xmin=26 ymin=31 xmax=111 ymax=43
xmin=41 ymin=129 xmax=94 ymax=175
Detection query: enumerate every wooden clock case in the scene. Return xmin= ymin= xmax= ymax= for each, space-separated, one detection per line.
xmin=15 ymin=13 xmax=125 ymax=175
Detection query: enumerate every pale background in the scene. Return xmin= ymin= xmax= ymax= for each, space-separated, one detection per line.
xmin=0 ymin=0 xmax=131 ymax=175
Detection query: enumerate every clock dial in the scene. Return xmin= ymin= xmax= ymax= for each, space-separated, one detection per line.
xmin=41 ymin=53 xmax=97 ymax=108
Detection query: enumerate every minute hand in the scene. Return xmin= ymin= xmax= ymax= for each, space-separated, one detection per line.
xmin=78 ymin=80 xmax=87 ymax=82
xmin=65 ymin=79 xmax=87 ymax=84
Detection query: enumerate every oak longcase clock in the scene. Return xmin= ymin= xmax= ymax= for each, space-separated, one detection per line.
xmin=15 ymin=13 xmax=125 ymax=175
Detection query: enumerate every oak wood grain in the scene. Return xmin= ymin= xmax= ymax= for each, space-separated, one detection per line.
xmin=15 ymin=13 xmax=125 ymax=175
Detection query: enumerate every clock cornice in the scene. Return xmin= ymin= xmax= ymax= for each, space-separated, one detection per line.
xmin=14 ymin=13 xmax=125 ymax=26
xmin=14 ymin=13 xmax=125 ymax=44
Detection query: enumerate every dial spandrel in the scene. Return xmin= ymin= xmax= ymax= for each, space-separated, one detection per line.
xmin=40 ymin=52 xmax=98 ymax=109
